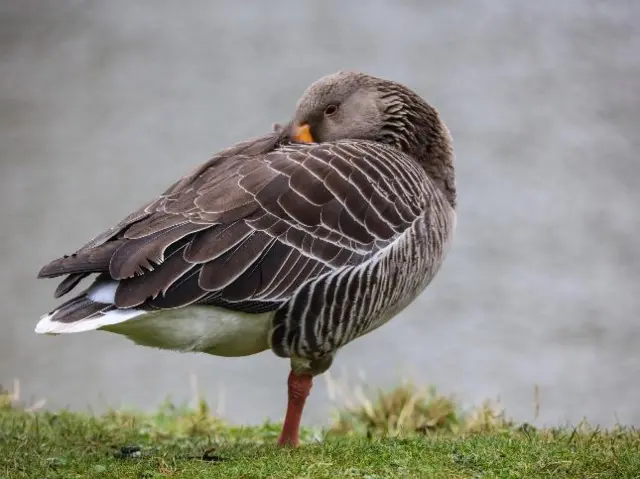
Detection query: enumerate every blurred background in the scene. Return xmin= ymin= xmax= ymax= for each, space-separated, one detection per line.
xmin=1 ymin=0 xmax=639 ymax=428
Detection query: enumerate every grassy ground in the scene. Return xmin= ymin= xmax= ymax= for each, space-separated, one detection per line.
xmin=1 ymin=383 xmax=639 ymax=478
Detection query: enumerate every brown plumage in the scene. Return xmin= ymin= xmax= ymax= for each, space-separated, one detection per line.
xmin=36 ymin=71 xmax=457 ymax=447
xmin=38 ymin=137 xmax=419 ymax=312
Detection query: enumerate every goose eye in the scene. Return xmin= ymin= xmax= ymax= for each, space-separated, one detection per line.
xmin=324 ymin=104 xmax=338 ymax=116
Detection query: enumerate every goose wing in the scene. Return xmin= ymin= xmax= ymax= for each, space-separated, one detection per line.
xmin=39 ymin=136 xmax=434 ymax=316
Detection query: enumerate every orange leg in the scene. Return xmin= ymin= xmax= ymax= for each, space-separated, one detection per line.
xmin=277 ymin=371 xmax=313 ymax=446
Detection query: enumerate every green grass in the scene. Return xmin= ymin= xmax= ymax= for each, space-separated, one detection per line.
xmin=1 ymin=383 xmax=639 ymax=478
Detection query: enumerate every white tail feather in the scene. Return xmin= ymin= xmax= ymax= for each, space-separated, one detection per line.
xmin=87 ymin=281 xmax=118 ymax=304
xmin=34 ymin=308 xmax=146 ymax=334
xmin=36 ymin=280 xmax=146 ymax=335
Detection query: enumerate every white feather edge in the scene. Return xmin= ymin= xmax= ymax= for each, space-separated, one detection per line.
xmin=35 ymin=280 xmax=146 ymax=335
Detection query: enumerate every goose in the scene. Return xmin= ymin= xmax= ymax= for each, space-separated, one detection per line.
xmin=36 ymin=71 xmax=456 ymax=446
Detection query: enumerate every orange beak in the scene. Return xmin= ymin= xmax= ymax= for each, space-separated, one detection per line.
xmin=292 ymin=123 xmax=314 ymax=143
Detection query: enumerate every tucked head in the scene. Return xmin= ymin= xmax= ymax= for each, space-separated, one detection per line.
xmin=287 ymin=71 xmax=439 ymax=149
xmin=288 ymin=71 xmax=382 ymax=144
xmin=286 ymin=71 xmax=456 ymax=206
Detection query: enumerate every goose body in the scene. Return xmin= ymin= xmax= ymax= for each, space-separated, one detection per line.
xmin=36 ymin=72 xmax=456 ymax=446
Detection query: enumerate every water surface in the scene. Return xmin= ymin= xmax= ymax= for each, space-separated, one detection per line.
xmin=1 ymin=1 xmax=639 ymax=427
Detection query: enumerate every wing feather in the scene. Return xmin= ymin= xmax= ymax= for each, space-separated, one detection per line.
xmin=183 ymin=221 xmax=252 ymax=263
xmin=39 ymin=136 xmax=430 ymax=319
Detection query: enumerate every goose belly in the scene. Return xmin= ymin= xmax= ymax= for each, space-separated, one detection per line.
xmin=102 ymin=306 xmax=274 ymax=357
